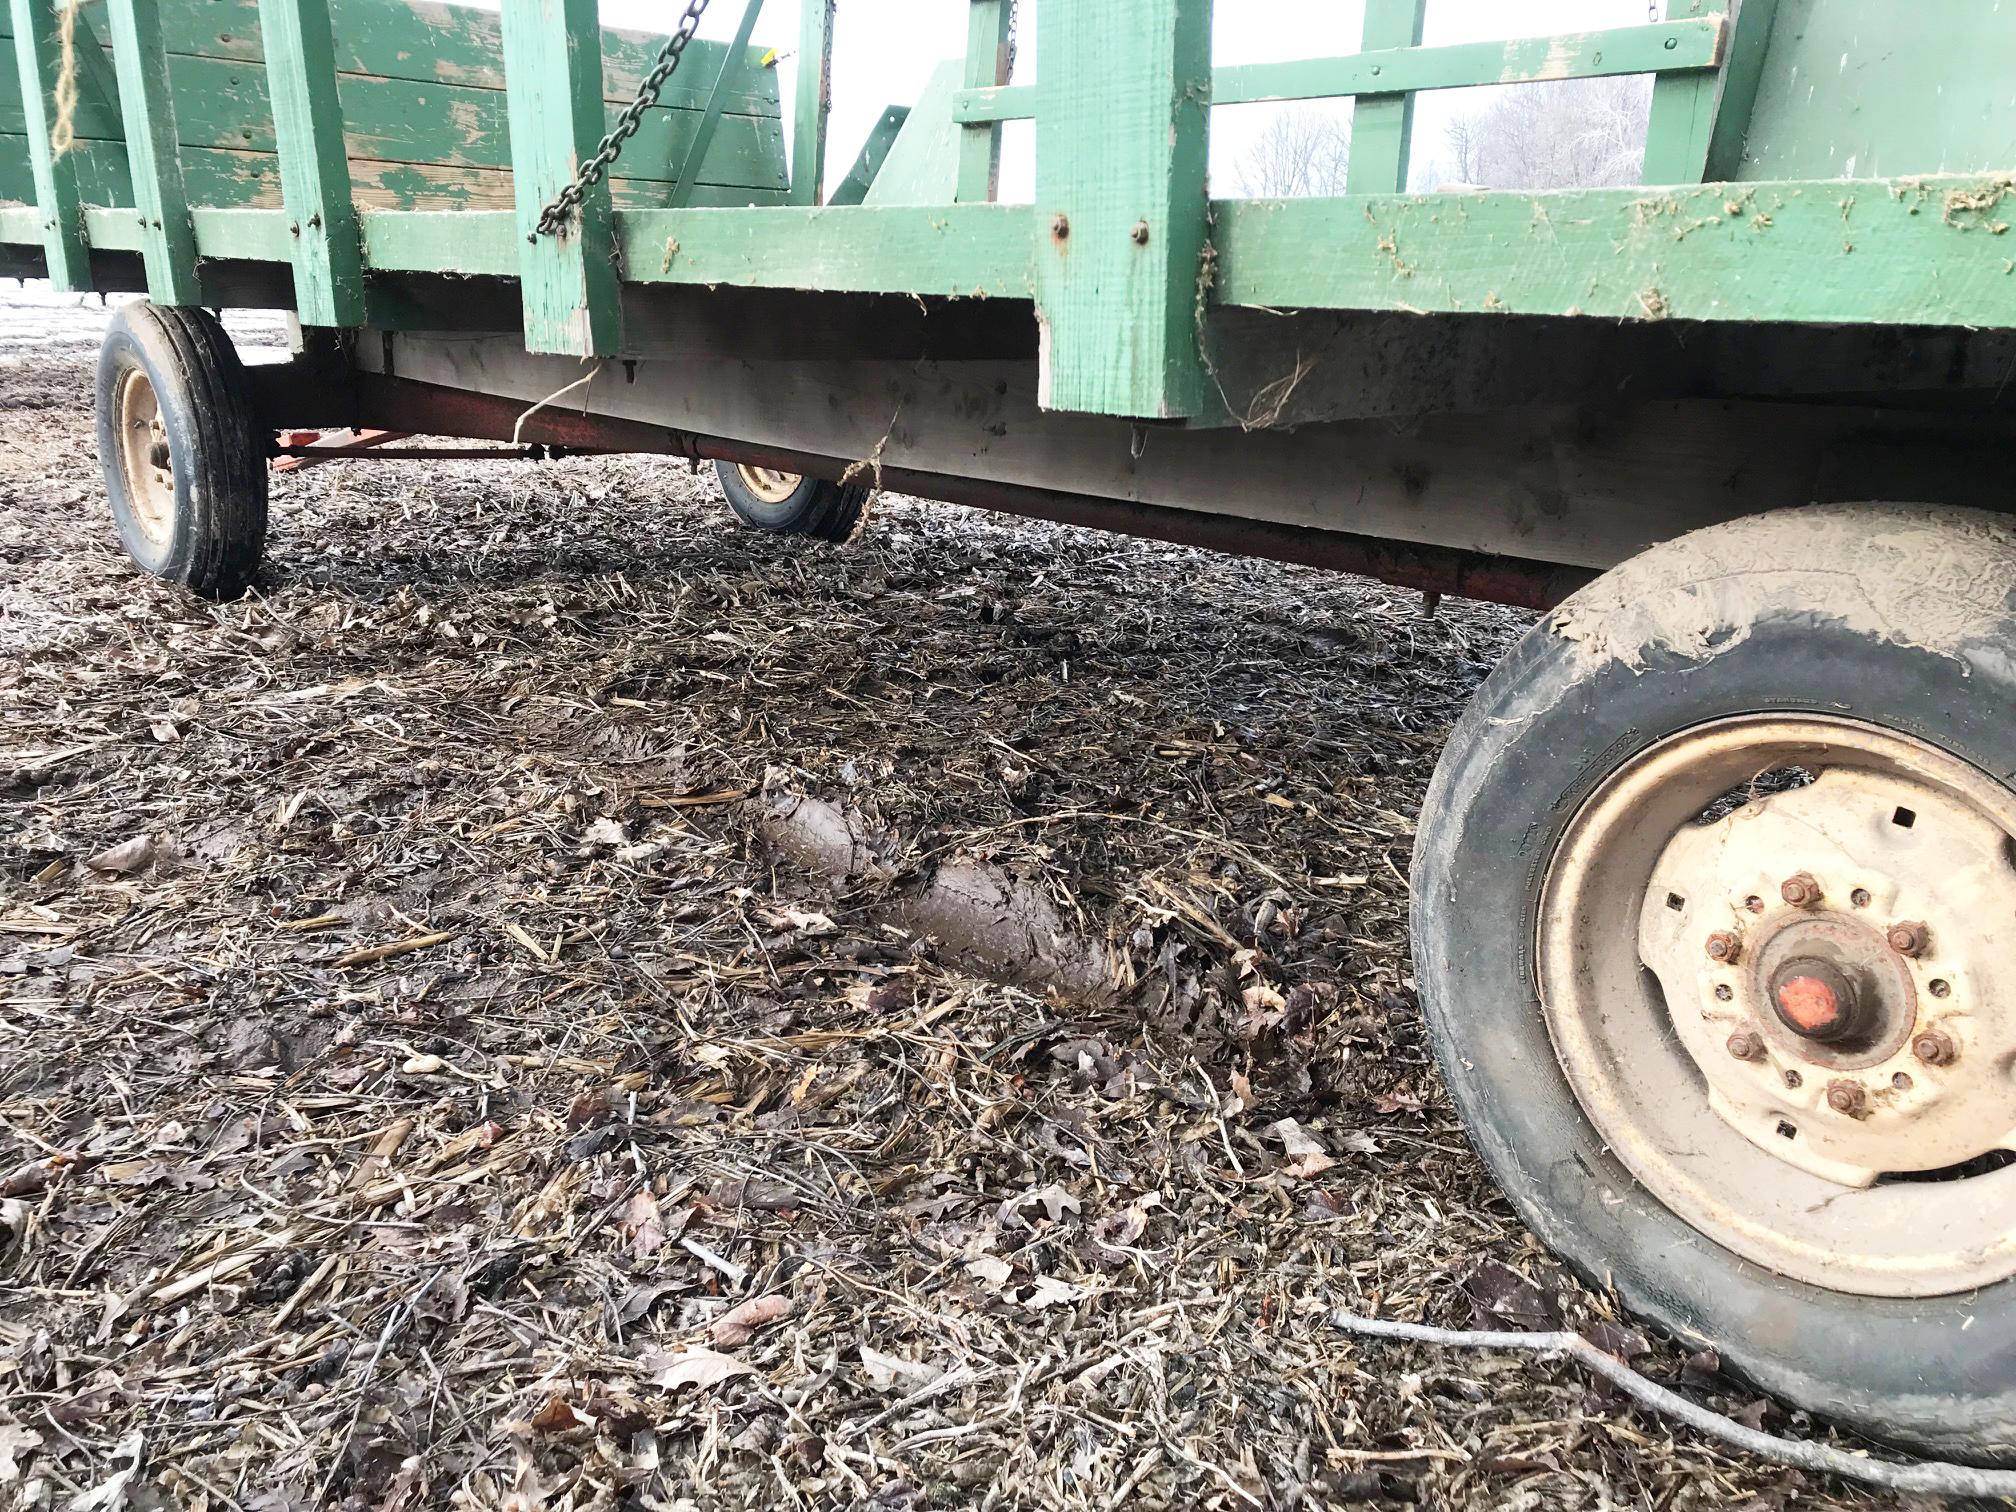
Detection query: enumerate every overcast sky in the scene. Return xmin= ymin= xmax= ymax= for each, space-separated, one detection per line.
xmin=582 ymin=0 xmax=1655 ymax=196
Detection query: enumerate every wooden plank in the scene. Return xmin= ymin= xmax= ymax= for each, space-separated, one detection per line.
xmin=789 ymin=0 xmax=833 ymax=204
xmin=28 ymin=53 xmax=789 ymax=193
xmin=616 ymin=202 xmax=1029 ymax=297
xmin=1734 ymin=0 xmax=2012 ymax=181
xmin=155 ymin=0 xmax=781 ymax=115
xmin=500 ymin=0 xmax=621 ymax=356
xmin=0 ymin=131 xmax=792 ymax=215
xmin=261 ymin=0 xmax=364 ymax=325
xmin=1346 ymin=0 xmax=1427 ymax=194
xmin=1644 ymin=0 xmax=1733 ymax=184
xmin=669 ymin=0 xmax=764 ymax=210
xmin=1033 ymin=0 xmax=1212 ymax=419
xmin=1700 ymin=0 xmax=1779 ymax=182
xmin=954 ymin=0 xmax=1011 ymax=203
xmin=103 ymin=0 xmax=200 ymax=303
xmin=952 ymin=19 xmax=1730 ymax=123
xmin=8 ymin=0 xmax=90 ymax=290
xmin=1213 ymin=176 xmax=2016 ymax=329
xmin=863 ymin=60 xmax=963 ymax=207
xmin=826 ymin=105 xmax=907 ymax=207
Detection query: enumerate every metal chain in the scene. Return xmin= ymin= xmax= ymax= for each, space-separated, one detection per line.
xmin=535 ymin=0 xmax=712 ymax=236
xmin=1004 ymin=0 xmax=1019 ymax=79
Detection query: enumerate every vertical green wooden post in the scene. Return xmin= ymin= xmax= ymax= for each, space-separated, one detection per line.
xmin=1644 ymin=0 xmax=1775 ymax=184
xmin=954 ymin=0 xmax=1012 ymax=203
xmin=669 ymin=0 xmax=765 ymax=208
xmin=262 ymin=0 xmax=365 ymax=326
xmin=789 ymin=0 xmax=834 ymax=205
xmin=501 ymin=0 xmax=620 ymax=357
xmin=104 ymin=0 xmax=201 ymax=304
xmin=1345 ymin=0 xmax=1426 ymax=194
xmin=9 ymin=0 xmax=91 ymax=292
xmin=1033 ymin=0 xmax=1212 ymax=420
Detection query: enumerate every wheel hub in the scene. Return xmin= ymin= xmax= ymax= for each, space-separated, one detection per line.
xmin=733 ymin=464 xmax=802 ymax=505
xmin=1541 ymin=714 xmax=2016 ymax=1295
xmin=1638 ymin=760 xmax=2013 ymax=1186
xmin=114 ymin=367 xmax=175 ymax=546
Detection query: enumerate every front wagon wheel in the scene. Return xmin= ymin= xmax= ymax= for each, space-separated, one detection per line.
xmin=93 ymin=301 xmax=268 ymax=600
xmin=713 ymin=459 xmax=867 ymax=542
xmin=1413 ymin=503 xmax=2016 ymax=1464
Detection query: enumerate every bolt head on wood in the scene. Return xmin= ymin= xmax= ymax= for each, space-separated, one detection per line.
xmin=1780 ymin=872 xmax=1823 ymax=908
xmin=1704 ymin=930 xmax=1741 ymax=964
xmin=1051 ymin=214 xmax=1070 ymax=240
xmin=1130 ymin=220 xmax=1151 ymax=245
xmin=1886 ymin=920 xmax=1930 ymax=957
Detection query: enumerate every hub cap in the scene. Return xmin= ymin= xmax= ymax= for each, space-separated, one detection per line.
xmin=114 ymin=367 xmax=175 ymax=546
xmin=1539 ymin=715 xmax=2016 ymax=1296
xmin=734 ymin=464 xmax=801 ymax=505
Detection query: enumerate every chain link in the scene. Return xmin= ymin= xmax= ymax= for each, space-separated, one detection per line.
xmin=535 ymin=0 xmax=712 ymax=237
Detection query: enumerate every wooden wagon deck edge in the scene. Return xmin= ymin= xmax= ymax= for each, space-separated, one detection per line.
xmin=9 ymin=175 xmax=2014 ymax=333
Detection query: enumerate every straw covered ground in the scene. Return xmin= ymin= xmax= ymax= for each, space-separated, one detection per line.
xmin=0 ymin=291 xmax=1907 ymax=1509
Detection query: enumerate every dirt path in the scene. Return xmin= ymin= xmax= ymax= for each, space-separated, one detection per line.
xmin=0 ymin=291 xmax=1894 ymax=1510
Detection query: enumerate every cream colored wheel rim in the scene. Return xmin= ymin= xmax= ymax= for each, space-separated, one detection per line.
xmin=1539 ymin=714 xmax=2016 ymax=1297
xmin=115 ymin=367 xmax=175 ymax=546
xmin=734 ymin=464 xmax=801 ymax=505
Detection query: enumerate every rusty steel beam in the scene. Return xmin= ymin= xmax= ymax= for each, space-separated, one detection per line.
xmin=329 ymin=372 xmax=1589 ymax=610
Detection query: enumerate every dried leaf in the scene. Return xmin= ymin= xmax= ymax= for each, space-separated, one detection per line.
xmin=648 ymin=1346 xmax=757 ymax=1392
xmin=1463 ymin=1261 xmax=1560 ymax=1332
xmin=710 ymin=1292 xmax=791 ymax=1346
xmin=86 ymin=835 xmax=154 ymax=875
xmin=619 ymin=1188 xmax=666 ymax=1258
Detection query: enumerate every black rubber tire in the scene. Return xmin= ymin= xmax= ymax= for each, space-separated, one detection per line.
xmin=713 ymin=460 xmax=867 ymax=542
xmin=93 ymin=301 xmax=268 ymax=600
xmin=1412 ymin=503 xmax=2016 ymax=1463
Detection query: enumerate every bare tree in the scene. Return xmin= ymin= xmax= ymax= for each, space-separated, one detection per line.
xmin=1433 ymin=74 xmax=1652 ymax=190
xmin=1235 ymin=106 xmax=1352 ymax=198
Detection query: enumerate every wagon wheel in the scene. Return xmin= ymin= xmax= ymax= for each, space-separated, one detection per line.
xmin=1413 ymin=503 xmax=2016 ymax=1462
xmin=713 ymin=459 xmax=867 ymax=543
xmin=93 ymin=301 xmax=268 ymax=600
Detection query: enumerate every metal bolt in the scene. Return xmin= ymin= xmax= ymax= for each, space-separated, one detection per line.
xmin=1704 ymin=931 xmax=1742 ymax=965
xmin=1780 ymin=872 xmax=1823 ymax=908
xmin=1913 ymin=1029 xmax=1956 ymax=1066
xmin=1886 ymin=920 xmax=1930 ymax=957
xmin=289 ymin=222 xmax=301 ymax=238
xmin=1826 ymin=1080 xmax=1867 ymax=1117
xmin=1726 ymin=1031 xmax=1765 ymax=1061
xmin=1130 ymin=220 xmax=1151 ymax=245
xmin=1051 ymin=214 xmax=1070 ymax=240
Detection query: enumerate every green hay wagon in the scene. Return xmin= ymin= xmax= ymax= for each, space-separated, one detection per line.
xmin=9 ymin=0 xmax=2016 ymax=1465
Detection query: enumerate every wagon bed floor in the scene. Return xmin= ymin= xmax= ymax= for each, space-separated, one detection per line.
xmin=0 ymin=291 xmax=1887 ymax=1510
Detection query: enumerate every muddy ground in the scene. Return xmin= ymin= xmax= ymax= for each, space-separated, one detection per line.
xmin=0 ymin=289 xmax=1909 ymax=1510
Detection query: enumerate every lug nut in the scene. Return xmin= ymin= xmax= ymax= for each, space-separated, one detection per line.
xmin=1826 ymin=1080 xmax=1868 ymax=1117
xmin=1780 ymin=872 xmax=1823 ymax=908
xmin=1726 ymin=1031 xmax=1765 ymax=1061
xmin=1704 ymin=931 xmax=1742 ymax=964
xmin=1913 ymin=1030 xmax=1956 ymax=1066
xmin=1886 ymin=920 xmax=1931 ymax=958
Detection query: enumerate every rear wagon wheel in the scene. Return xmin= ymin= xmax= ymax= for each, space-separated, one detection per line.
xmin=1413 ymin=502 xmax=2016 ymax=1463
xmin=713 ymin=459 xmax=867 ymax=542
xmin=93 ymin=301 xmax=268 ymax=600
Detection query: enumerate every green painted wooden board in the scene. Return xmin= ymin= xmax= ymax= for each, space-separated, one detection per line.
xmin=1736 ymin=0 xmax=2016 ymax=181
xmin=262 ymin=0 xmax=366 ymax=325
xmin=1214 ymin=178 xmax=2016 ymax=328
